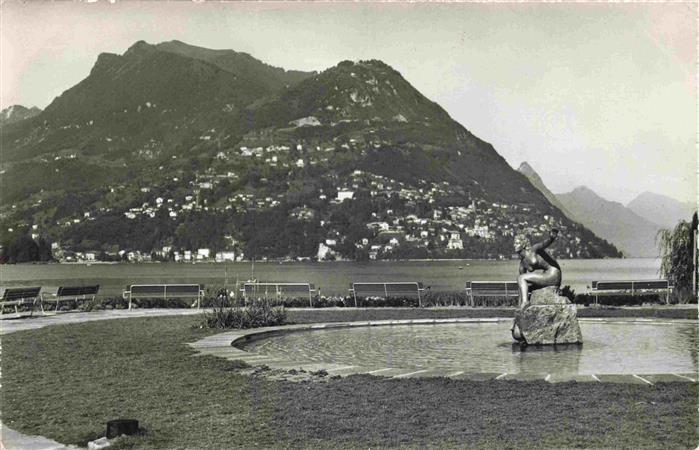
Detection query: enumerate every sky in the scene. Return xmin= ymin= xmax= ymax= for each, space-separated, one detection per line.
xmin=1 ymin=1 xmax=696 ymax=205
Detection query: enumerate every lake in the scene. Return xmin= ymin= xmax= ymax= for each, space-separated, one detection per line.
xmin=0 ymin=258 xmax=662 ymax=297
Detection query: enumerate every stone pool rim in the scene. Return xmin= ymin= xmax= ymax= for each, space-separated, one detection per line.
xmin=188 ymin=317 xmax=698 ymax=385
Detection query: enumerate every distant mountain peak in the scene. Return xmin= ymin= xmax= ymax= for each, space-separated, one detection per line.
xmin=517 ymin=161 xmax=534 ymax=171
xmin=632 ymin=190 xmax=683 ymax=204
xmin=517 ymin=162 xmax=577 ymax=222
xmin=627 ymin=190 xmax=696 ymax=229
xmin=557 ymin=186 xmax=661 ymax=257
xmin=570 ymin=185 xmax=599 ymax=197
xmin=0 ymin=104 xmax=42 ymax=126
xmin=517 ymin=162 xmax=540 ymax=180
xmin=125 ymin=40 xmax=152 ymax=52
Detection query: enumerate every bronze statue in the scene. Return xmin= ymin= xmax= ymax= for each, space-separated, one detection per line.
xmin=514 ymin=228 xmax=561 ymax=308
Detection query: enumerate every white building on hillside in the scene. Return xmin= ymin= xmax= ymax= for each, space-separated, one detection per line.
xmin=215 ymin=251 xmax=236 ymax=262
xmin=336 ymin=190 xmax=355 ymax=201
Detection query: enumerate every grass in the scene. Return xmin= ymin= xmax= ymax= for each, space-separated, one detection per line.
xmin=1 ymin=313 xmax=697 ymax=449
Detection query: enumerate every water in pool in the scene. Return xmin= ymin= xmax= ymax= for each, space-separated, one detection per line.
xmin=243 ymin=321 xmax=698 ymax=375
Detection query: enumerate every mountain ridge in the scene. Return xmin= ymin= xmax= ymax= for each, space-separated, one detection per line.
xmin=0 ymin=40 xmax=622 ymax=261
xmin=517 ymin=162 xmax=578 ymax=222
xmin=627 ymin=191 xmax=696 ymax=229
xmin=155 ymin=40 xmax=315 ymax=92
xmin=556 ymin=186 xmax=660 ymax=257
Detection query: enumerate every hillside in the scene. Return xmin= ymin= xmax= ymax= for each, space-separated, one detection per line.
xmin=627 ymin=191 xmax=696 ymax=229
xmin=0 ymin=40 xmax=621 ymax=262
xmin=518 ymin=162 xmax=577 ymax=222
xmin=557 ymin=186 xmax=659 ymax=257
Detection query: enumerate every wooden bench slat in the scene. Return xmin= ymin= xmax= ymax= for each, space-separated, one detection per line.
xmin=41 ymin=286 xmax=100 ymax=314
xmin=1 ymin=287 xmax=41 ymax=316
xmin=165 ymin=285 xmax=202 ymax=294
xmin=2 ymin=287 xmax=42 ymax=301
xmin=633 ymin=281 xmax=670 ymax=289
xmin=123 ymin=284 xmax=204 ymax=309
xmin=349 ymin=282 xmax=425 ymax=307
xmin=465 ymin=281 xmax=519 ymax=307
xmin=56 ymin=285 xmax=100 ymax=297
xmin=590 ymin=279 xmax=672 ymax=304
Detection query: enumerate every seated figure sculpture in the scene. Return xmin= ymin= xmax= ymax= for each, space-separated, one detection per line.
xmin=514 ymin=228 xmax=561 ymax=309
xmin=511 ymin=228 xmax=583 ymax=345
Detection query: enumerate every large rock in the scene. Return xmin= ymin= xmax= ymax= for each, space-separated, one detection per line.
xmin=512 ymin=287 xmax=583 ymax=345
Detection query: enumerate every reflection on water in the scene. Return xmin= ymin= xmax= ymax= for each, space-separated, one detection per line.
xmin=244 ymin=321 xmax=698 ymax=375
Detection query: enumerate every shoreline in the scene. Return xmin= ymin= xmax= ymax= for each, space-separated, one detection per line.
xmin=2 ymin=256 xmax=661 ymax=266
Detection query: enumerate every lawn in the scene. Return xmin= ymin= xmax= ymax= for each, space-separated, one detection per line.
xmin=1 ymin=311 xmax=697 ymax=449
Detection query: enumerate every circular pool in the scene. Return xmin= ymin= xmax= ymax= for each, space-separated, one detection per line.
xmin=242 ymin=320 xmax=698 ymax=375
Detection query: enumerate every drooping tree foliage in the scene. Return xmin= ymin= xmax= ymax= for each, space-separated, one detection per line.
xmin=657 ymin=212 xmax=698 ymax=301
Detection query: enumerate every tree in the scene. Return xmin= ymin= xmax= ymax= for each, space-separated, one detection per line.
xmin=657 ymin=212 xmax=698 ymax=302
xmin=36 ymin=236 xmax=54 ymax=262
xmin=2 ymin=235 xmax=40 ymax=263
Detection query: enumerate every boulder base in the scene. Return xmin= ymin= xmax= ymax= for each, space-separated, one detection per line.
xmin=512 ymin=287 xmax=583 ymax=345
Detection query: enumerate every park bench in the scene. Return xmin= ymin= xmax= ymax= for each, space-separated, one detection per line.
xmin=589 ymin=280 xmax=673 ymax=305
xmin=0 ymin=287 xmax=42 ymax=316
xmin=465 ymin=281 xmax=519 ymax=307
xmin=122 ymin=284 xmax=204 ymax=309
xmin=240 ymin=282 xmax=317 ymax=306
xmin=41 ymin=285 xmax=100 ymax=313
xmin=348 ymin=282 xmax=426 ymax=307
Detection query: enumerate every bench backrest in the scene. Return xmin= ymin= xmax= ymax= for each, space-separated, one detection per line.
xmin=466 ymin=281 xmax=519 ymax=296
xmin=1 ymin=287 xmax=42 ymax=301
xmin=592 ymin=280 xmax=670 ymax=291
xmin=128 ymin=284 xmax=203 ymax=297
xmin=57 ymin=285 xmax=100 ymax=297
xmin=351 ymin=282 xmax=424 ymax=296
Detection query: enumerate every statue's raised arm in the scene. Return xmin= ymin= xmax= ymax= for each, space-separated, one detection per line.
xmin=531 ymin=228 xmax=559 ymax=252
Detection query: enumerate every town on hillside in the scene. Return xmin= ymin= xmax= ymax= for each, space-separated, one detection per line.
xmin=2 ymin=132 xmax=615 ymax=264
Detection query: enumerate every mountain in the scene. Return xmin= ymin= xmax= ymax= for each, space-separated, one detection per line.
xmin=1 ymin=41 xmax=315 ymax=165
xmin=627 ymin=191 xmax=696 ymax=230
xmin=155 ymin=40 xmax=315 ymax=92
xmin=0 ymin=105 xmax=41 ymax=126
xmin=518 ymin=162 xmax=577 ymax=222
xmin=0 ymin=40 xmax=622 ymax=262
xmin=556 ymin=186 xmax=660 ymax=257
xmin=251 ymin=60 xmax=534 ymax=202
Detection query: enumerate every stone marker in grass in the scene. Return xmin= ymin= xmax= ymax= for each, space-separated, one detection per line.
xmin=511 ymin=287 xmax=583 ymax=346
xmin=106 ymin=419 xmax=139 ymax=438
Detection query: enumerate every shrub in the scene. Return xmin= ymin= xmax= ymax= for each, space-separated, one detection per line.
xmin=202 ymin=298 xmax=287 ymax=329
xmin=573 ymin=293 xmax=664 ymax=307
xmin=77 ymin=296 xmax=129 ymax=311
xmin=559 ymin=285 xmax=576 ymax=303
xmin=201 ymin=286 xmax=234 ymax=308
xmin=422 ymin=291 xmax=469 ymax=307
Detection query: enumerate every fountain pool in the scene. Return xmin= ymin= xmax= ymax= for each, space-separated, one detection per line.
xmin=241 ymin=319 xmax=698 ymax=376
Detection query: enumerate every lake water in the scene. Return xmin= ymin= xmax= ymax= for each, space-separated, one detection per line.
xmin=0 ymin=258 xmax=661 ymax=297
